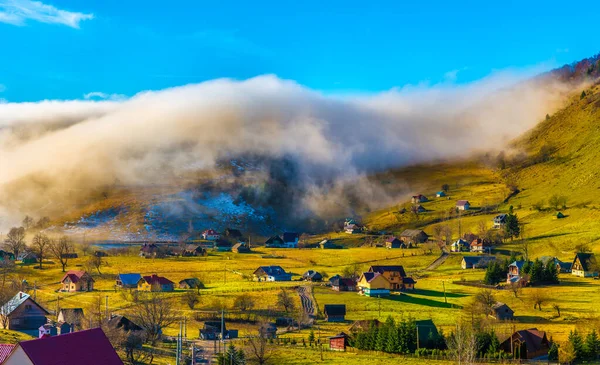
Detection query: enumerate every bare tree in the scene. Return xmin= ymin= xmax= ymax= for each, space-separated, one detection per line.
xmin=277 ymin=289 xmax=295 ymax=313
xmin=4 ymin=227 xmax=26 ymax=259
xmin=0 ymin=261 xmax=16 ymax=290
xmin=446 ymin=321 xmax=477 ymax=365
xmin=182 ymin=290 xmax=200 ymax=310
xmin=474 ymin=289 xmax=496 ymax=317
xmin=102 ymin=323 xmax=153 ymax=365
xmin=441 ymin=225 xmax=453 ymax=246
xmin=86 ymin=255 xmax=106 ymax=275
xmin=508 ymin=282 xmax=521 ymax=298
xmin=477 ymin=220 xmax=487 ymax=237
xmin=22 ymin=216 xmax=34 ymax=231
xmin=84 ymin=293 xmax=105 ymax=329
xmin=553 ymin=303 xmax=561 ymax=317
xmin=247 ymin=325 xmax=272 ymax=365
xmin=129 ymin=293 xmax=179 ymax=345
xmin=234 ymin=293 xmax=255 ymax=312
xmin=49 ymin=236 xmax=74 ymax=272
xmin=31 ymin=233 xmax=50 ymax=269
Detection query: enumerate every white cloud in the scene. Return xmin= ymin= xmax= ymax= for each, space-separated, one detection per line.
xmin=83 ymin=91 xmax=127 ymax=101
xmin=0 ymin=0 xmax=93 ymax=28
xmin=443 ymin=67 xmax=468 ymax=83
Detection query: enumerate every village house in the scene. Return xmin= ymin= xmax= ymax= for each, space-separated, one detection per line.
xmin=199 ymin=321 xmax=238 ymax=340
xmin=343 ymin=218 xmax=362 ymax=234
xmin=357 ymin=272 xmax=390 ymax=297
xmin=412 ymin=205 xmax=426 ymax=213
xmin=368 ymin=265 xmax=415 ymax=290
xmin=106 ymin=314 xmax=142 ymax=333
xmin=137 ymin=274 xmax=174 ymax=292
xmin=57 ymin=308 xmax=84 ymax=331
xmin=93 ymin=251 xmax=106 ymax=258
xmin=490 ymin=302 xmax=514 ymax=320
xmin=572 ymin=252 xmax=599 ymax=277
xmin=214 ymin=239 xmax=233 ymax=252
xmin=282 ymin=232 xmax=300 ymax=248
xmin=329 ymin=332 xmax=350 ymax=351
xmin=222 ymin=228 xmax=243 ymax=240
xmin=436 ymin=191 xmax=446 ymax=198
xmin=38 ymin=322 xmax=72 ymax=338
xmin=61 ymin=270 xmax=94 ymax=292
xmin=324 ymin=304 xmax=346 ymax=322
xmin=115 ymin=273 xmax=142 ymax=289
xmin=507 ymin=261 xmax=529 ymax=285
xmin=0 ymin=292 xmax=49 ymax=336
xmin=399 ymin=229 xmax=429 ymax=246
xmin=179 ymin=277 xmax=202 ymax=289
xmin=329 ymin=276 xmax=356 ymax=291
xmin=470 ymin=238 xmax=490 ymax=253
xmin=181 ymin=245 xmax=207 ymax=257
xmin=456 ymin=200 xmax=470 ymax=211
xmin=201 ymin=229 xmax=220 ymax=240
xmin=461 ymin=256 xmax=495 ymax=269
xmin=540 ymin=256 xmax=572 ymax=273
xmin=264 ymin=235 xmax=284 ymax=248
xmin=139 ymin=243 xmax=159 ymax=258
xmin=493 ymin=213 xmax=508 ymax=228
xmin=451 ymin=239 xmax=470 ymax=252
xmin=19 ymin=252 xmax=38 ymax=264
xmin=385 ymin=237 xmax=406 ymax=249
xmin=2 ymin=328 xmax=124 ymax=365
xmin=258 ymin=322 xmax=278 ymax=339
xmin=500 ymin=328 xmax=550 ymax=360
xmin=253 ymin=266 xmax=292 ymax=281
xmin=411 ymin=194 xmax=428 ymax=203
xmin=302 ymin=270 xmax=323 ymax=282
xmin=0 ymin=250 xmax=15 ymax=262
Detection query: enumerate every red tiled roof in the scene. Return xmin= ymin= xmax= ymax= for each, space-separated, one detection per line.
xmin=142 ymin=274 xmax=174 ymax=285
xmin=60 ymin=270 xmax=90 ymax=284
xmin=0 ymin=344 xmax=14 ymax=363
xmin=18 ymin=328 xmax=123 ymax=365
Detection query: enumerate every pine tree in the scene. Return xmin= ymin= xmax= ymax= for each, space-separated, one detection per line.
xmin=375 ymin=317 xmax=393 ymax=351
xmin=548 ymin=342 xmax=559 ymax=361
xmin=568 ymin=329 xmax=584 ymax=361
xmin=504 ymin=213 xmax=520 ymax=241
xmin=584 ymin=329 xmax=600 ymax=361
xmin=385 ymin=318 xmax=399 ymax=353
xmin=530 ymin=259 xmax=544 ymax=284
xmin=308 ymin=329 xmax=315 ymax=344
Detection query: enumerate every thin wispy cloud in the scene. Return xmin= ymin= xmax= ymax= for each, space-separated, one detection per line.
xmin=83 ymin=91 xmax=126 ymax=101
xmin=0 ymin=0 xmax=93 ymax=28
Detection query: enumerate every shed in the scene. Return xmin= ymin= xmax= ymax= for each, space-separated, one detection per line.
xmin=329 ymin=332 xmax=350 ymax=351
xmin=323 ymin=304 xmax=346 ymax=322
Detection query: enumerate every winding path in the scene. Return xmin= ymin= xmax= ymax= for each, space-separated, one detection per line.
xmin=297 ymin=286 xmax=315 ymax=316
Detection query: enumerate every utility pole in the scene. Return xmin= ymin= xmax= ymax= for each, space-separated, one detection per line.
xmin=416 ymin=325 xmax=420 ymax=349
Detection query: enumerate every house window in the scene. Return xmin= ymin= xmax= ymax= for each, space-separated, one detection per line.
xmin=25 ymin=304 xmax=32 ymax=311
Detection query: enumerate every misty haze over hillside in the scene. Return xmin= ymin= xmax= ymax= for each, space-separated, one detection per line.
xmin=0 ymin=70 xmax=579 ymax=232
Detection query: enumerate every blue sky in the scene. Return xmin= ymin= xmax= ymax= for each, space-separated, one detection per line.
xmin=0 ymin=0 xmax=599 ymax=102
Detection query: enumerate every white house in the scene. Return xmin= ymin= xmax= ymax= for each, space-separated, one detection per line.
xmin=456 ymin=200 xmax=470 ymax=211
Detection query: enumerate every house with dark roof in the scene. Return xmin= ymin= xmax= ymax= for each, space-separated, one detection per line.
xmin=385 ymin=237 xmax=406 ymax=249
xmin=253 ymin=266 xmax=292 ymax=281
xmin=282 ymin=232 xmax=300 ymax=248
xmin=302 ymin=270 xmax=323 ymax=282
xmin=490 ymin=302 xmax=514 ymax=320
xmin=265 ymin=235 xmax=284 ymax=248
xmin=461 ymin=256 xmax=495 ymax=269
xmin=137 ymin=274 xmax=174 ymax=292
xmin=0 ymin=292 xmax=49 ymax=336
xmin=436 ymin=191 xmax=446 ymax=198
xmin=106 ymin=314 xmax=142 ymax=332
xmin=456 ymin=200 xmax=470 ymax=210
xmin=329 ymin=332 xmax=350 ymax=351
xmin=57 ymin=308 xmax=84 ymax=331
xmin=329 ymin=276 xmax=356 ymax=291
xmin=179 ymin=277 xmax=203 ymax=289
xmin=60 ymin=271 xmax=94 ymax=292
xmin=323 ymin=304 xmax=346 ymax=322
xmin=500 ymin=328 xmax=550 ymax=360
xmin=214 ymin=239 xmax=233 ymax=252
xmin=399 ymin=229 xmax=429 ymax=246
xmin=199 ymin=321 xmax=237 ymax=340
xmin=368 ymin=265 xmax=415 ymax=290
xmin=232 ymin=242 xmax=250 ymax=253
xmin=451 ymin=239 xmax=470 ymax=252
xmin=357 ymin=272 xmax=390 ymax=297
xmin=2 ymin=328 xmax=124 ymax=365
xmin=38 ymin=322 xmax=72 ymax=338
xmin=181 ymin=245 xmax=207 ymax=257
xmin=493 ymin=213 xmax=508 ymax=228
xmin=139 ymin=243 xmax=159 ymax=258
xmin=411 ymin=194 xmax=428 ymax=204
xmin=507 ymin=261 xmax=529 ymax=285
xmin=539 ymin=256 xmax=572 ymax=273
xmin=572 ymin=253 xmax=599 ymax=277
xmin=116 ymin=273 xmax=142 ymax=289
xmin=19 ymin=252 xmax=38 ymax=264
xmin=258 ymin=322 xmax=278 ymax=339
xmin=222 ymin=228 xmax=243 ymax=240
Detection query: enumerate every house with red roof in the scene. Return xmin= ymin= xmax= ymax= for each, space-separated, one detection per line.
xmin=2 ymin=328 xmax=123 ymax=365
xmin=60 ymin=270 xmax=94 ymax=292
xmin=137 ymin=274 xmax=174 ymax=292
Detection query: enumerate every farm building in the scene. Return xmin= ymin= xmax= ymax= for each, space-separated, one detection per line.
xmin=399 ymin=229 xmax=429 ymax=246
xmin=139 ymin=243 xmax=159 ymax=258
xmin=344 ymin=218 xmax=362 ymax=234
xmin=2 ymin=328 xmax=123 ymax=365
xmin=282 ymin=232 xmax=300 ymax=248
xmin=490 ymin=302 xmax=514 ymax=320
xmin=137 ymin=274 xmax=174 ymax=292
xmin=199 ymin=321 xmax=237 ymax=340
xmin=214 ymin=239 xmax=233 ymax=252
xmin=302 ymin=270 xmax=323 ymax=282
xmin=324 ymin=304 xmax=346 ymax=322
xmin=115 ymin=273 xmax=142 ymax=289
xmin=253 ymin=266 xmax=292 ymax=281
xmin=106 ymin=314 xmax=142 ymax=333
xmin=232 ymin=242 xmax=250 ymax=253
xmin=19 ymin=252 xmax=38 ymax=264
xmin=461 ymin=256 xmax=495 ymax=269
xmin=556 ymin=212 xmax=565 ymax=219
xmin=357 ymin=272 xmax=390 ymax=297
xmin=0 ymin=250 xmax=14 ymax=262
xmin=181 ymin=245 xmax=207 ymax=257
xmin=265 ymin=235 xmax=284 ymax=248
xmin=411 ymin=194 xmax=428 ymax=203
xmin=540 ymin=256 xmax=572 ymax=273
xmin=500 ymin=328 xmax=550 ymax=360
xmin=179 ymin=277 xmax=202 ymax=289
xmin=61 ymin=271 xmax=94 ymax=292
xmin=258 ymin=323 xmax=278 ymax=339
xmin=572 ymin=253 xmax=599 ymax=277
xmin=329 ymin=276 xmax=356 ymax=291
xmin=436 ymin=191 xmax=446 ymax=198
xmin=329 ymin=332 xmax=350 ymax=351
xmin=456 ymin=200 xmax=470 ymax=210
xmin=0 ymin=292 xmax=49 ymax=336
xmin=385 ymin=237 xmax=406 ymax=249
xmin=57 ymin=308 xmax=84 ymax=331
